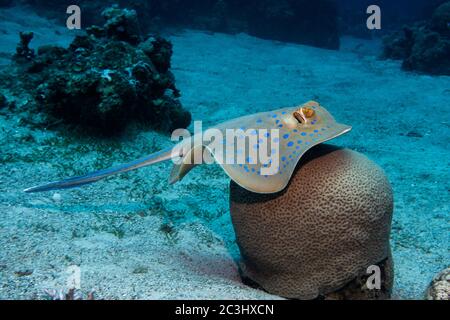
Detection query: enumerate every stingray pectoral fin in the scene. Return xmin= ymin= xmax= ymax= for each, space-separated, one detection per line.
xmin=169 ymin=162 xmax=197 ymax=184
xmin=207 ymin=120 xmax=352 ymax=194
xmin=24 ymin=147 xmax=175 ymax=193
xmin=168 ymin=144 xmax=204 ymax=184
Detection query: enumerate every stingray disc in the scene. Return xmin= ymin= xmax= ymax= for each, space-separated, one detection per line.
xmin=170 ymin=101 xmax=351 ymax=193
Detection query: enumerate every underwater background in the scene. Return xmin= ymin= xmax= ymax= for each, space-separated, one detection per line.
xmin=0 ymin=0 xmax=448 ymax=299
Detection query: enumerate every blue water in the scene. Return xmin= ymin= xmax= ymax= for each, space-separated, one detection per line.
xmin=0 ymin=1 xmax=448 ymax=300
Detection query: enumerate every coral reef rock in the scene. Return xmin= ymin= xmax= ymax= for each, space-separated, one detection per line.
xmin=382 ymin=1 xmax=450 ymax=75
xmin=13 ymin=31 xmax=35 ymax=61
xmin=100 ymin=6 xmax=142 ymax=45
xmin=0 ymin=93 xmax=6 ymax=109
xmin=230 ymin=145 xmax=394 ymax=300
xmin=426 ymin=267 xmax=450 ymax=300
xmin=1 ymin=6 xmax=191 ymax=135
xmin=431 ymin=1 xmax=450 ymax=36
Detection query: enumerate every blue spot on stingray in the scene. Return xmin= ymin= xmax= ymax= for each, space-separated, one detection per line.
xmin=314 ymin=129 xmax=319 ymax=133
xmin=256 ymin=119 xmax=262 ymax=124
xmin=283 ymin=133 xmax=290 ymax=139
xmin=296 ymin=146 xmax=300 ymax=150
xmin=287 ymin=141 xmax=294 ymax=147
xmin=251 ymin=168 xmax=256 ymax=173
xmin=301 ymin=132 xmax=307 ymax=136
xmin=278 ymin=124 xmax=283 ymax=128
xmin=293 ymin=129 xmax=298 ymax=133
xmin=289 ymin=155 xmax=293 ymax=159
xmin=281 ymin=111 xmax=287 ymax=114
xmin=281 ymin=156 xmax=286 ymax=161
xmin=297 ymin=140 xmax=302 ymax=144
xmin=272 ymin=114 xmax=277 ymax=118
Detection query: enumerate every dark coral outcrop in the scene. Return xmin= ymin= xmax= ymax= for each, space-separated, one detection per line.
xmin=431 ymin=1 xmax=450 ymax=36
xmin=1 ymin=6 xmax=191 ymax=135
xmin=0 ymin=93 xmax=6 ymax=109
xmin=14 ymin=31 xmax=35 ymax=61
xmin=382 ymin=2 xmax=450 ymax=75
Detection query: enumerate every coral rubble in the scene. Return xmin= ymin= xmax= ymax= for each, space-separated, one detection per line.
xmin=0 ymin=6 xmax=191 ymax=135
xmin=426 ymin=267 xmax=450 ymax=300
xmin=44 ymin=288 xmax=95 ymax=300
xmin=382 ymin=1 xmax=450 ymax=75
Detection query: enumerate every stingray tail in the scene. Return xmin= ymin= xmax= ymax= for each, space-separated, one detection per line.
xmin=24 ymin=147 xmax=176 ymax=193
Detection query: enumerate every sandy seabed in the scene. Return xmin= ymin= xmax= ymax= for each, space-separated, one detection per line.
xmin=0 ymin=7 xmax=449 ymax=299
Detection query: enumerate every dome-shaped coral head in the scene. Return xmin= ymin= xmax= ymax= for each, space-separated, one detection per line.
xmin=170 ymin=101 xmax=352 ymax=194
xmin=24 ymin=101 xmax=351 ymax=195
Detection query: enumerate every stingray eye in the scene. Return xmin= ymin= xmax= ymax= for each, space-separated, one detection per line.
xmin=293 ymin=107 xmax=315 ymax=124
xmin=302 ymin=107 xmax=315 ymax=118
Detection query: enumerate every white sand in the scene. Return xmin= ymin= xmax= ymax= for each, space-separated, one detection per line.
xmin=0 ymin=7 xmax=449 ymax=299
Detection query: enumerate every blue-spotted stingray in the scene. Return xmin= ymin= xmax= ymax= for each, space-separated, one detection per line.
xmin=24 ymin=101 xmax=351 ymax=194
